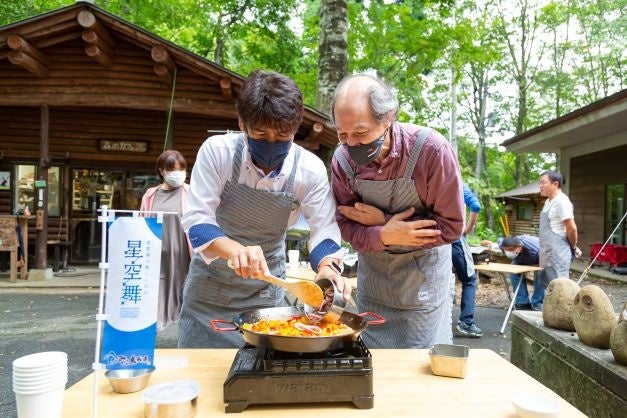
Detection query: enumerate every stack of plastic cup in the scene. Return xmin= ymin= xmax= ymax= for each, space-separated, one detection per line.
xmin=12 ymin=351 xmax=68 ymax=418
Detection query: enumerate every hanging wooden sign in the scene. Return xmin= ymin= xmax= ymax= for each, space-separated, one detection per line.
xmin=36 ymin=209 xmax=44 ymax=230
xmin=99 ymin=140 xmax=148 ymax=153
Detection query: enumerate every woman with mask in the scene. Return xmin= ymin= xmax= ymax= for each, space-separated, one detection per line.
xmin=179 ymin=70 xmax=349 ymax=348
xmin=140 ymin=149 xmax=191 ymax=331
xmin=498 ymin=235 xmax=543 ymax=311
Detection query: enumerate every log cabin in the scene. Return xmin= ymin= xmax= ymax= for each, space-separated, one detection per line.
xmin=0 ymin=1 xmax=339 ymax=271
xmin=495 ymin=182 xmax=542 ymax=238
xmin=501 ymin=89 xmax=627 ymax=262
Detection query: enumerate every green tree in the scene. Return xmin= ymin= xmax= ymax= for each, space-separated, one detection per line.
xmin=0 ymin=0 xmax=71 ymax=26
xmin=346 ymin=0 xmax=454 ymax=122
xmin=316 ymin=0 xmax=348 ymax=115
xmin=495 ymin=0 xmax=545 ymax=186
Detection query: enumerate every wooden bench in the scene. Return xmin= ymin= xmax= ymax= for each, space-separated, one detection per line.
xmin=0 ymin=215 xmax=28 ymax=282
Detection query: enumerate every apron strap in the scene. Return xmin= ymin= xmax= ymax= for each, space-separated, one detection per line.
xmin=284 ymin=145 xmax=301 ymax=194
xmin=334 ymin=146 xmax=356 ymax=188
xmin=403 ymin=128 xmax=431 ymax=178
xmin=230 ymin=134 xmax=246 ymax=182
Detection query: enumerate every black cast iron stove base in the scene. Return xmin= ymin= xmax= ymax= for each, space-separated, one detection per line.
xmin=223 ymin=339 xmax=374 ymax=413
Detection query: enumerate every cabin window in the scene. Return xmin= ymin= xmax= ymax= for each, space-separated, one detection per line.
xmin=516 ymin=204 xmax=533 ymax=221
xmin=13 ymin=165 xmax=60 ymax=216
xmin=14 ymin=165 xmax=35 ymax=214
xmin=47 ymin=167 xmax=61 ymax=217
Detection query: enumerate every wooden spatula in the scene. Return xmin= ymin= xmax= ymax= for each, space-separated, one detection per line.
xmin=227 ymin=260 xmax=323 ymax=307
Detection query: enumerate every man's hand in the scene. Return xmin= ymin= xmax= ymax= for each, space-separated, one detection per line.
xmin=380 ymin=207 xmax=440 ymax=247
xmin=338 ymin=202 xmax=386 ymax=226
xmin=227 ymin=245 xmax=269 ymax=279
xmin=572 ymin=246 xmax=582 ymax=259
xmin=316 ymin=265 xmax=352 ymax=300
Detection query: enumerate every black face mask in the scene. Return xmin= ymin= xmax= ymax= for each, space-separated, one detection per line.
xmin=345 ymin=128 xmax=388 ymax=166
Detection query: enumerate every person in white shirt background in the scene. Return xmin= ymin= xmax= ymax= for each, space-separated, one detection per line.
xmin=538 ymin=170 xmax=582 ymax=286
xmin=179 ymin=69 xmax=349 ymax=348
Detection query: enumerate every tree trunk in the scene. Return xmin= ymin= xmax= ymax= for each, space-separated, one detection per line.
xmin=515 ymin=80 xmax=527 ymax=186
xmin=316 ymin=0 xmax=348 ymax=116
xmin=481 ymin=194 xmax=495 ymax=232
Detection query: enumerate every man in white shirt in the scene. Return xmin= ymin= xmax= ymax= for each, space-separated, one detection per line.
xmin=179 ymin=70 xmax=350 ymax=348
xmin=538 ymin=170 xmax=582 ymax=285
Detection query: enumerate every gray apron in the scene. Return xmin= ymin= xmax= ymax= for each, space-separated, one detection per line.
xmin=178 ymin=136 xmax=300 ymax=348
xmin=334 ymin=128 xmax=453 ymax=348
xmin=538 ymin=207 xmax=572 ymax=287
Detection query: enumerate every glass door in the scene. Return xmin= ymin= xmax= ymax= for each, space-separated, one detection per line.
xmin=69 ymin=169 xmax=159 ymax=263
xmin=14 ymin=165 xmax=61 ymax=216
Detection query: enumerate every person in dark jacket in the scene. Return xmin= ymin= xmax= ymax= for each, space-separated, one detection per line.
xmin=498 ymin=235 xmax=543 ymax=310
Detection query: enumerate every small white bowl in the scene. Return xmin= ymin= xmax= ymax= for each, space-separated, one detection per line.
xmin=512 ymin=393 xmax=561 ymax=418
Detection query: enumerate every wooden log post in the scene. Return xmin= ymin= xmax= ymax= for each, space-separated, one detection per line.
xmin=8 ymin=51 xmax=49 ymax=78
xmin=78 ymin=10 xmax=115 ymax=67
xmin=295 ymin=122 xmax=324 ymax=151
xmin=153 ymin=63 xmax=173 ymax=86
xmin=81 ymin=30 xmax=115 ymax=59
xmin=35 ymin=103 xmax=50 ymax=271
xmin=220 ymin=77 xmax=233 ymax=101
xmin=151 ymin=46 xmax=175 ymax=72
xmin=151 ymin=46 xmax=176 ymax=86
xmin=6 ymin=35 xmax=49 ymax=77
xmin=7 ymin=35 xmax=50 ymax=64
xmin=84 ymin=44 xmax=114 ymax=68
xmin=77 ymin=10 xmax=115 ymax=47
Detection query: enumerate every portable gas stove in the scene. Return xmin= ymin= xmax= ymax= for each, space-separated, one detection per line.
xmin=223 ymin=338 xmax=374 ymax=413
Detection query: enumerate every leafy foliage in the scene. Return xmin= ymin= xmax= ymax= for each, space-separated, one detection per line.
xmin=2 ymin=0 xmax=625 ymax=240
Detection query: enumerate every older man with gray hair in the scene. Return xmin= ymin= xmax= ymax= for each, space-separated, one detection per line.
xmin=330 ymin=73 xmax=464 ymax=348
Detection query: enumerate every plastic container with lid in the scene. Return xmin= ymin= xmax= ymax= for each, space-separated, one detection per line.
xmin=143 ymin=380 xmax=200 ymax=418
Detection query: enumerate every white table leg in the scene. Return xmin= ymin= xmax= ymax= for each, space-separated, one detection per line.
xmin=500 ymin=275 xmax=523 ymax=334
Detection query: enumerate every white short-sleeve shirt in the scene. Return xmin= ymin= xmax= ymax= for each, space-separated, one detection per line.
xmin=541 ymin=191 xmax=574 ymax=237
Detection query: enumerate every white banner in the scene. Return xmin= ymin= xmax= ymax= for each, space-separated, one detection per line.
xmin=101 ymin=216 xmax=162 ymax=369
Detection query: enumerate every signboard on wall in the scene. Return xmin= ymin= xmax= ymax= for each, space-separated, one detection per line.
xmin=99 ymin=140 xmax=148 ymax=153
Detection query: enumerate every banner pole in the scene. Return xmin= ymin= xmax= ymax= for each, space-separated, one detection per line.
xmin=92 ymin=205 xmax=110 ymax=418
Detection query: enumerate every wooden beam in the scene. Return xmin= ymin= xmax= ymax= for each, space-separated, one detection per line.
xmin=81 ymin=30 xmax=115 ymax=58
xmin=304 ymin=122 xmax=324 ymax=142
xmin=1 ymin=31 xmax=84 ymax=61
xmin=295 ymin=140 xmax=320 ymax=151
xmin=33 ymin=30 xmax=83 ymax=50
xmin=153 ymin=63 xmax=173 ymax=86
xmin=35 ymin=103 xmax=50 ymax=269
xmin=7 ymin=35 xmax=50 ymax=65
xmin=0 ymin=93 xmax=239 ymax=117
xmin=8 ymin=51 xmax=49 ymax=77
xmin=150 ymin=46 xmax=176 ymax=73
xmin=0 ymin=9 xmax=77 ymax=43
xmin=219 ymin=77 xmax=233 ymax=101
xmin=77 ymin=10 xmax=115 ymax=47
xmin=84 ymin=44 xmax=114 ymax=68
